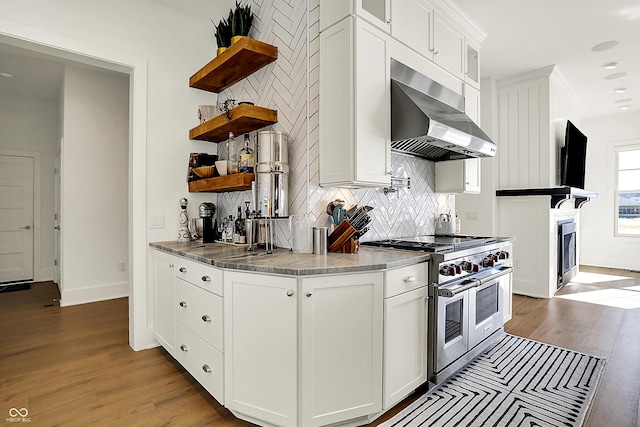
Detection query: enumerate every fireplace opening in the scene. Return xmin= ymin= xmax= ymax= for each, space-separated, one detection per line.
xmin=557 ymin=219 xmax=577 ymax=289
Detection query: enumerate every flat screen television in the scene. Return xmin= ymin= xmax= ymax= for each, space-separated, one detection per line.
xmin=560 ymin=120 xmax=588 ymax=189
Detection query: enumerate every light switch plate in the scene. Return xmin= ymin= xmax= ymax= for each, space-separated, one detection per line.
xmin=149 ymin=214 xmax=164 ymax=229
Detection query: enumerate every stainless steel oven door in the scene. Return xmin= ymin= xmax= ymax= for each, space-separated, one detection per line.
xmin=436 ymin=287 xmax=469 ymax=374
xmin=468 ymin=267 xmax=512 ymax=350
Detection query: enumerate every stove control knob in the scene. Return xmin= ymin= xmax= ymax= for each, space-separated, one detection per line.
xmin=460 ymin=261 xmax=472 ymax=271
xmin=498 ymin=251 xmax=509 ymax=259
xmin=482 ymin=257 xmax=495 ymax=267
xmin=454 ymin=264 xmax=462 ymax=275
xmin=440 ymin=265 xmax=454 ymax=276
xmin=471 ymin=263 xmax=480 ymax=272
xmin=492 ymin=254 xmax=500 ymax=262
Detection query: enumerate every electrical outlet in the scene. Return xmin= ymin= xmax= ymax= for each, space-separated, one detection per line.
xmin=117 ymin=261 xmax=127 ymax=272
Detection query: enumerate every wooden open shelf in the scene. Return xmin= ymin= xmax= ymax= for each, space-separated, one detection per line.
xmin=189 ymin=104 xmax=277 ymax=143
xmin=188 ymin=173 xmax=254 ymax=193
xmin=189 ymin=37 xmax=278 ymax=93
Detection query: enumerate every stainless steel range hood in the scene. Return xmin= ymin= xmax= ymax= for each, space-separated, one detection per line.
xmin=390 ymin=59 xmax=496 ymax=161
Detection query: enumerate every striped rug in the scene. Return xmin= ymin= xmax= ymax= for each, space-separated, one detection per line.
xmin=380 ymin=334 xmax=606 ymax=427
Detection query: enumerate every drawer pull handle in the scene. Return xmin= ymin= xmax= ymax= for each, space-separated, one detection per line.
xmin=179 ymin=267 xmax=187 ymax=273
xmin=179 ymin=301 xmax=187 ymax=308
xmin=180 ymin=344 xmax=188 ymax=352
xmin=201 ymin=275 xmax=211 ymax=282
xmin=202 ymin=315 xmax=212 ymax=322
xmin=404 ymin=276 xmax=416 ymax=283
xmin=286 ymin=290 xmax=294 ymax=297
xmin=202 ymin=364 xmax=212 ymax=373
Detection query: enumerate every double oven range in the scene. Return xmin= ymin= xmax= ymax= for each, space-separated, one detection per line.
xmin=363 ymin=235 xmax=513 ymax=384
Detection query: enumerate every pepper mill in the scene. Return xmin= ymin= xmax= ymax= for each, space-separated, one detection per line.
xmin=177 ymin=198 xmax=191 ymax=242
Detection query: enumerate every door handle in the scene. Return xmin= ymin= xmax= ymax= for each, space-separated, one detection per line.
xmin=21 ymin=225 xmax=32 ymax=230
xmin=54 ymin=226 xmax=60 ymax=230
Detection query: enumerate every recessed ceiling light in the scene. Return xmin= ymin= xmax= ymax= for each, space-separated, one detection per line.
xmin=0 ymin=72 xmax=14 ymax=78
xmin=602 ymin=61 xmax=620 ymax=69
xmin=591 ymin=40 xmax=619 ymax=52
xmin=615 ymin=87 xmax=627 ymax=93
xmin=620 ymin=106 xmax=630 ymax=110
xmin=615 ymin=98 xmax=633 ymax=103
xmin=605 ymin=72 xmax=627 ymax=80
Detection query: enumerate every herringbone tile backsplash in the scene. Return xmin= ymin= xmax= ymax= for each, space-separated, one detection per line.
xmin=215 ymin=0 xmax=453 ymax=248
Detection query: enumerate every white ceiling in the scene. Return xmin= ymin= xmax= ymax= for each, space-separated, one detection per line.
xmin=451 ymin=0 xmax=640 ymax=119
xmin=0 ymin=44 xmax=64 ymax=101
xmin=2 ymin=1 xmax=638 ymax=118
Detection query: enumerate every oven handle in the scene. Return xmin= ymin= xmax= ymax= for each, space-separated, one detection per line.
xmin=478 ymin=266 xmax=513 ymax=285
xmin=436 ymin=266 xmax=513 ymax=298
xmin=436 ymin=279 xmax=480 ymax=298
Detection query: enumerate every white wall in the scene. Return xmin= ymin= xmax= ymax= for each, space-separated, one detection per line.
xmin=580 ymin=111 xmax=640 ymax=270
xmin=0 ymin=93 xmax=58 ymax=280
xmin=0 ymin=0 xmax=224 ymax=349
xmin=60 ymin=65 xmax=129 ymax=305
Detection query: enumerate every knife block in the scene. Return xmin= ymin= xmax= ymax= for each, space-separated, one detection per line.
xmin=328 ymin=219 xmax=358 ymax=253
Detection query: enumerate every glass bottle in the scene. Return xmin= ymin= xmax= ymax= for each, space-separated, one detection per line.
xmin=238 ymin=133 xmax=255 ymax=173
xmin=234 ymin=206 xmax=243 ymax=244
xmin=225 ymin=215 xmax=234 ymax=242
xmin=227 ymin=132 xmax=239 ymax=174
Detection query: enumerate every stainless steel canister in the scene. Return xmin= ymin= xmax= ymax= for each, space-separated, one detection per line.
xmin=313 ymin=227 xmax=328 ymax=255
xmin=255 ymin=131 xmax=289 ymax=218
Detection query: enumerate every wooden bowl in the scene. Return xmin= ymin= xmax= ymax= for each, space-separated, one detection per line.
xmin=192 ymin=166 xmax=215 ymax=179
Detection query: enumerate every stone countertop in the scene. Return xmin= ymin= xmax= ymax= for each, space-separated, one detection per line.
xmin=149 ymin=240 xmax=430 ymax=276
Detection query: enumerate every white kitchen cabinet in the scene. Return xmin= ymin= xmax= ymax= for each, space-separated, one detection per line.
xmin=319 ymin=16 xmax=391 ymax=187
xmin=300 ymin=272 xmax=383 ymax=426
xmin=175 ymin=322 xmax=224 ymax=402
xmin=464 ymin=83 xmax=480 ymax=125
xmin=320 ymin=0 xmax=390 ymax=33
xmin=383 ymin=264 xmax=428 ymax=410
xmin=465 ymin=38 xmax=480 ymax=88
xmin=435 ymin=158 xmax=481 ymax=194
xmin=224 ymin=271 xmax=298 ymax=427
xmin=390 ymin=0 xmax=433 ymax=59
xmin=389 ymin=0 xmax=463 ymax=80
xmin=153 ymin=250 xmax=175 ymax=356
xmin=432 ymin=12 xmax=464 ymax=80
xmin=172 ymin=256 xmax=225 ymax=405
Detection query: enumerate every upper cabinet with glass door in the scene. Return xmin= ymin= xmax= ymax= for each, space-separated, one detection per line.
xmin=320 ymin=0 xmax=390 ymax=33
xmin=465 ymin=38 xmax=480 ymax=88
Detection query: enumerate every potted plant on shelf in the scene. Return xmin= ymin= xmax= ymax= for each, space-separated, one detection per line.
xmin=229 ymin=1 xmax=254 ymax=44
xmin=212 ymin=18 xmax=232 ymax=56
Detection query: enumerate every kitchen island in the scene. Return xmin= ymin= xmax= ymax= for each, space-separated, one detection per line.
xmin=150 ymin=240 xmax=431 ymax=427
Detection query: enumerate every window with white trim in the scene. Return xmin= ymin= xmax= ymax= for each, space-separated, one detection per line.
xmin=616 ymin=145 xmax=640 ymax=236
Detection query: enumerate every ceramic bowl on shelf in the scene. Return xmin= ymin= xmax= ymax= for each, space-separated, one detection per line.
xmin=192 ymin=166 xmax=215 ymax=179
xmin=215 ymin=160 xmax=228 ymax=176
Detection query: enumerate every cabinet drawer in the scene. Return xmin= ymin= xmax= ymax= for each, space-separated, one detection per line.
xmin=176 ymin=279 xmax=223 ymax=351
xmin=176 ymin=322 xmax=224 ymax=404
xmin=384 ymin=262 xmax=428 ymax=298
xmin=174 ymin=257 xmax=223 ymax=296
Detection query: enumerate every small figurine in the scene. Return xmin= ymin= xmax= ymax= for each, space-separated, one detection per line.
xmin=177 ymin=198 xmax=191 ymax=242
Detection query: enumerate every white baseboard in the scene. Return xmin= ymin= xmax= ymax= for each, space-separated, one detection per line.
xmin=60 ymin=281 xmax=129 ymax=307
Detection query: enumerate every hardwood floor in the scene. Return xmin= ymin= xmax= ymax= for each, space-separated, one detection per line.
xmin=1 ymin=266 xmax=638 ymax=426
xmin=0 ymin=282 xmax=247 ymax=427
xmin=506 ymin=265 xmax=640 ymax=427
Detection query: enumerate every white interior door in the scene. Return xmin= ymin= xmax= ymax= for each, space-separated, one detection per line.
xmin=54 ymin=146 xmax=61 ymax=285
xmin=0 ymin=155 xmax=34 ymax=284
